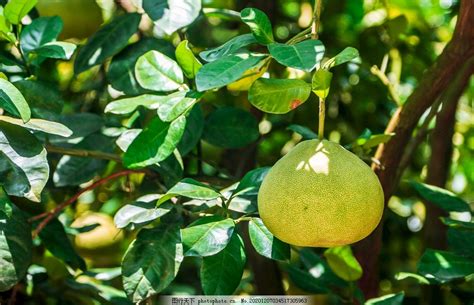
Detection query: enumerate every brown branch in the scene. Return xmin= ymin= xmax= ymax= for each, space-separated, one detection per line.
xmin=46 ymin=144 xmax=123 ymax=163
xmin=354 ymin=0 xmax=474 ymax=298
xmin=30 ymin=170 xmax=146 ymax=237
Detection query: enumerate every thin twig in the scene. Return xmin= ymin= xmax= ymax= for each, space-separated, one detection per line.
xmin=318 ymin=97 xmax=325 ymax=139
xmin=311 ymin=0 xmax=323 ymax=39
xmin=30 ymin=170 xmax=146 ymax=237
xmin=46 ymin=144 xmax=123 ymax=163
xmin=370 ymin=65 xmax=401 ymax=106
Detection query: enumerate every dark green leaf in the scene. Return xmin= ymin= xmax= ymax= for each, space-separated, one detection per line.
xmin=20 ymin=16 xmax=63 ymax=54
xmin=142 ymin=0 xmax=167 ymax=20
xmin=177 ymin=104 xmax=203 ymax=156
xmin=248 ymin=78 xmax=311 ymax=114
xmin=411 ymin=182 xmax=470 ymax=212
xmin=249 ymin=217 xmax=290 ymax=261
xmin=233 ymin=167 xmax=269 ymax=196
xmin=123 ymin=115 xmax=186 ymax=168
xmin=324 ymin=246 xmax=363 ymax=281
xmin=158 ymin=178 xmax=221 ymax=205
xmin=0 ymin=78 xmax=31 ymax=122
xmin=200 ymin=233 xmax=246 ymax=295
xmin=240 ymin=8 xmax=274 ymax=45
xmin=417 ymin=249 xmax=474 ymax=283
xmin=75 ymin=13 xmax=141 ymax=74
xmin=365 ymin=292 xmax=404 ymax=305
xmin=51 ymin=113 xmax=104 ymax=141
xmin=38 ymin=219 xmax=86 ymax=271
xmin=152 ymin=0 xmax=201 ymax=36
xmin=0 ymin=197 xmax=32 ymax=291
xmin=176 ymin=40 xmax=202 ymax=79
xmin=114 ymin=194 xmax=174 ymax=229
xmin=324 ymin=47 xmax=359 ymax=69
xmin=441 ymin=218 xmax=474 ymax=230
xmin=122 ymin=225 xmax=183 ymax=302
xmin=203 ymin=107 xmax=259 ymax=149
xmin=447 ymin=228 xmax=474 ymax=257
xmin=287 ymin=124 xmax=317 ymax=140
xmin=0 ymin=122 xmax=48 ymax=202
xmin=199 ymin=34 xmax=257 ymax=62
xmin=287 ymin=266 xmax=328 ymax=293
xmin=107 ymin=38 xmax=175 ymax=95
xmin=135 ymin=50 xmax=184 ymax=92
xmin=312 ymin=69 xmax=333 ymax=99
xmin=299 ymin=248 xmax=347 ymax=288
xmin=196 ymin=53 xmax=266 ymax=91
xmin=269 ymin=40 xmax=325 ymax=72
xmin=13 ymin=80 xmax=64 ymax=120
xmin=4 ymin=0 xmax=36 ymax=24
xmin=158 ymin=91 xmax=201 ymax=122
xmin=31 ymin=41 xmax=76 ymax=60
xmin=352 ymin=133 xmax=395 ymax=150
xmin=181 ymin=216 xmax=235 ymax=256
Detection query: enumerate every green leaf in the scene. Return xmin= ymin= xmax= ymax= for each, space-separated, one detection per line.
xmin=365 ymin=292 xmax=404 ymax=305
xmin=151 ymin=0 xmax=201 ymax=36
xmin=269 ymin=40 xmax=325 ymax=72
xmin=394 ymin=272 xmax=430 ymax=284
xmin=299 ymin=248 xmax=347 ymax=288
xmin=287 ymin=266 xmax=328 ymax=293
xmin=410 ymin=182 xmax=470 ymax=212
xmin=0 ymin=78 xmax=31 ymax=122
xmin=200 ymin=233 xmax=246 ymax=295
xmin=105 ymin=94 xmax=164 ymax=115
xmin=114 ymin=194 xmax=174 ymax=229
xmin=142 ymin=0 xmax=167 ymax=20
xmin=51 ymin=113 xmax=104 ymax=141
xmin=177 ymin=104 xmax=203 ymax=156
xmin=0 ymin=8 xmax=15 ymax=43
xmin=13 ymin=80 xmax=64 ymax=120
xmin=312 ymin=69 xmax=333 ymax=99
xmin=417 ymin=249 xmax=474 ymax=283
xmin=324 ymin=47 xmax=359 ymax=69
xmin=0 ymin=122 xmax=49 ymax=202
xmin=200 ymin=34 xmax=257 ymax=62
xmin=0 ymin=197 xmax=32 ymax=292
xmin=447 ymin=227 xmax=474 ymax=257
xmin=287 ymin=124 xmax=317 ymax=140
xmin=248 ymin=78 xmax=311 ymax=114
xmin=38 ymin=219 xmax=86 ymax=271
xmin=32 ymin=41 xmax=76 ymax=60
xmin=249 ymin=217 xmax=290 ymax=261
xmin=123 ymin=115 xmax=186 ymax=168
xmin=75 ymin=13 xmax=141 ymax=74
xmin=324 ymin=246 xmax=363 ymax=281
xmin=108 ymin=38 xmax=175 ymax=95
xmin=203 ymin=107 xmax=259 ymax=149
xmin=0 ymin=115 xmax=72 ymax=137
xmin=233 ymin=167 xmax=269 ymax=197
xmin=122 ymin=225 xmax=183 ymax=302
xmin=20 ymin=16 xmax=63 ymax=54
xmin=158 ymin=91 xmax=201 ymax=122
xmin=181 ymin=216 xmax=235 ymax=256
xmin=240 ymin=8 xmax=274 ymax=45
xmin=196 ymin=53 xmax=267 ymax=91
xmin=441 ymin=217 xmax=474 ymax=230
xmin=158 ymin=178 xmax=221 ymax=205
xmin=352 ymin=133 xmax=395 ymax=150
xmin=176 ymin=40 xmax=202 ymax=79
xmin=135 ymin=50 xmax=184 ymax=92
xmin=4 ymin=0 xmax=37 ymax=24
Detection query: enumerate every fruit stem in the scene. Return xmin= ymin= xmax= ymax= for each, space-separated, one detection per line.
xmin=318 ymin=97 xmax=325 ymax=139
xmin=311 ymin=0 xmax=322 ymax=39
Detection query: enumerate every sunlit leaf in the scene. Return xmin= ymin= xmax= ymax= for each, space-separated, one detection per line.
xmin=135 ymin=50 xmax=184 ymax=92
xmin=269 ymin=40 xmax=325 ymax=72
xmin=312 ymin=69 xmax=332 ymax=99
xmin=175 ymin=40 xmax=202 ymax=79
xmin=411 ymin=182 xmax=470 ymax=212
xmin=151 ymin=0 xmax=201 ymax=36
xmin=199 ymin=34 xmax=257 ymax=62
xmin=4 ymin=0 xmax=37 ymax=24
xmin=365 ymin=292 xmax=404 ymax=305
xmin=324 ymin=246 xmax=363 ymax=281
xmin=240 ymin=8 xmax=274 ymax=45
xmin=417 ymin=249 xmax=474 ymax=283
xmin=249 ymin=217 xmax=290 ymax=261
xmin=0 ymin=78 xmax=31 ymax=122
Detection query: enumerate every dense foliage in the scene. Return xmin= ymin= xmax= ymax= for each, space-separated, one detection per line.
xmin=0 ymin=0 xmax=472 ymax=304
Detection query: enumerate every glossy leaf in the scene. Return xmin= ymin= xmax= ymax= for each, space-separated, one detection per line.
xmin=181 ymin=216 xmax=235 ymax=256
xmin=227 ymin=60 xmax=268 ymax=91
xmin=4 ymin=0 xmax=37 ymax=24
xmin=0 ymin=122 xmax=48 ymax=202
xmin=365 ymin=292 xmax=404 ymax=305
xmin=152 ymin=0 xmax=201 ymax=36
xmin=13 ymin=79 xmax=63 ymax=120
xmin=269 ymin=40 xmax=325 ymax=72
xmin=417 ymin=249 xmax=474 ymax=283
xmin=0 ymin=197 xmax=32 ymax=291
xmin=200 ymin=233 xmax=246 ymax=295
xmin=324 ymin=47 xmax=359 ymax=69
xmin=105 ymin=94 xmax=164 ymax=115
xmin=324 ymin=246 xmax=363 ymax=281
xmin=0 ymin=78 xmax=31 ymax=122
xmin=441 ymin=218 xmax=474 ymax=230
xmin=196 ymin=53 xmax=266 ymax=91
xmin=176 ymin=40 xmax=202 ymax=79
xmin=122 ymin=225 xmax=183 ymax=302
xmin=20 ymin=16 xmax=63 ymax=54
xmin=158 ymin=90 xmax=201 ymax=122
xmin=177 ymin=104 xmax=203 ymax=156
xmin=248 ymin=78 xmax=311 ymax=114
xmin=107 ymin=38 xmax=175 ymax=95
xmin=447 ymin=228 xmax=474 ymax=257
xmin=158 ymin=178 xmax=221 ymax=205
xmin=287 ymin=266 xmax=329 ymax=293
xmin=32 ymin=41 xmax=76 ymax=60
xmin=240 ymin=8 xmax=274 ymax=45
xmin=135 ymin=50 xmax=184 ymax=92
xmin=203 ymin=107 xmax=259 ymax=149
xmin=142 ymin=0 xmax=167 ymax=20
xmin=312 ymin=69 xmax=333 ymax=99
xmin=299 ymin=248 xmax=347 ymax=288
xmin=287 ymin=124 xmax=317 ymax=140
xmin=411 ymin=182 xmax=470 ymax=212
xmin=75 ymin=13 xmax=141 ymax=74
xmin=233 ymin=167 xmax=269 ymax=196
xmin=114 ymin=194 xmax=174 ymax=229
xmin=249 ymin=217 xmax=290 ymax=261
xmin=199 ymin=34 xmax=257 ymax=62
xmin=124 ymin=115 xmax=186 ymax=168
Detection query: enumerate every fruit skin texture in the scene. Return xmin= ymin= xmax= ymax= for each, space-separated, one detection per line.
xmin=258 ymin=139 xmax=384 ymax=247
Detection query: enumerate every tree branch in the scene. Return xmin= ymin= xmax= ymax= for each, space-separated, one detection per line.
xmin=46 ymin=144 xmax=123 ymax=163
xmin=354 ymin=0 xmax=474 ymax=298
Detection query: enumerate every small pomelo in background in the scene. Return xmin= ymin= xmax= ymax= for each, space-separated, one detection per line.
xmin=258 ymin=139 xmax=384 ymax=247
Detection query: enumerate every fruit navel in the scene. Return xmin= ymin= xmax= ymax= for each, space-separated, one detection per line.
xmin=258 ymin=139 xmax=384 ymax=247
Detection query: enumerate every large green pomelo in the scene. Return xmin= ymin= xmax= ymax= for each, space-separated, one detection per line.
xmin=258 ymin=139 xmax=384 ymax=247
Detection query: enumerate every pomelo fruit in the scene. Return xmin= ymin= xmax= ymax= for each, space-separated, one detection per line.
xmin=258 ymin=139 xmax=384 ymax=247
